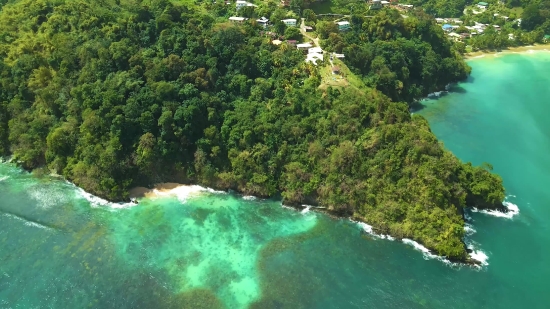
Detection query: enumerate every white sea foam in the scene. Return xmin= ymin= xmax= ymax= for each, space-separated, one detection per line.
xmin=75 ymin=183 xmax=226 ymax=209
xmin=242 ymin=195 xmax=257 ymax=201
xmin=301 ymin=205 xmax=311 ymax=214
xmin=281 ymin=204 xmax=294 ymax=210
xmin=427 ymin=90 xmax=447 ymax=98
xmin=2 ymin=213 xmax=51 ymax=230
xmin=149 ymin=185 xmax=210 ymax=203
xmin=0 ymin=176 xmax=8 ymax=182
xmin=353 ymin=220 xmax=395 ymax=241
xmin=75 ymin=187 xmax=135 ymax=209
xmin=24 ymin=221 xmax=50 ymax=230
xmin=466 ymin=241 xmax=489 ymax=267
xmin=401 ymin=238 xmax=458 ymax=266
xmin=402 ymin=238 xmax=436 ymax=257
xmin=464 ymin=223 xmax=476 ymax=236
xmin=471 ymin=201 xmax=519 ymax=219
xmin=469 ymin=250 xmax=489 ymax=266
xmin=28 ymin=185 xmax=72 ymax=209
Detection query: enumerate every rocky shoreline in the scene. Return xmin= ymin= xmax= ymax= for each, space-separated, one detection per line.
xmin=1 ymin=157 xmax=505 ymax=267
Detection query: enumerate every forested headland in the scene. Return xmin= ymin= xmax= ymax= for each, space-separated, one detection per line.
xmin=0 ymin=0 xmax=505 ymax=261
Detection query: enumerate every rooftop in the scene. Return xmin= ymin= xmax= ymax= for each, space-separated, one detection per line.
xmin=306 ymin=53 xmax=323 ymax=65
xmin=308 ymin=47 xmax=323 ymax=54
xmin=229 ymin=16 xmax=247 ymax=21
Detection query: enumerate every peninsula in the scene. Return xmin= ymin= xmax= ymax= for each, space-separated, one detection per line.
xmin=0 ymin=0 xmax=513 ymax=262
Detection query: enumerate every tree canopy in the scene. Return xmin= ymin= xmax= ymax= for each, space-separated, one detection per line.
xmin=0 ymin=0 xmax=505 ymax=261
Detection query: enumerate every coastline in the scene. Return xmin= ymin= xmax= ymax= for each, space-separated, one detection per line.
xmin=464 ymin=44 xmax=550 ymax=59
xmin=128 ymin=182 xmax=215 ymax=200
xmin=0 ymin=156 xmax=492 ymax=266
xmin=127 ymin=182 xmax=483 ymax=265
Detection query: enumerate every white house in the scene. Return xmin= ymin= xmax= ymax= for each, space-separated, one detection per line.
xmin=308 ymin=47 xmax=323 ymax=54
xmin=477 ymin=2 xmax=488 ymax=9
xmin=281 ymin=18 xmax=297 ymax=27
xmin=236 ymin=1 xmax=256 ymax=10
xmin=336 ymin=21 xmax=351 ymax=31
xmin=435 ymin=18 xmax=446 ymax=24
xmin=398 ymin=4 xmax=413 ymax=9
xmin=229 ymin=16 xmax=247 ymax=23
xmin=296 ymin=42 xmax=313 ymax=50
xmin=306 ymin=53 xmax=323 ymax=65
xmin=256 ymin=16 xmax=269 ymax=28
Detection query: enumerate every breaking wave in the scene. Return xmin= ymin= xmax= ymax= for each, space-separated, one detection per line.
xmin=427 ymin=90 xmax=447 ymax=98
xmin=146 ymin=185 xmax=225 ymax=203
xmin=401 ymin=238 xmax=456 ymax=266
xmin=75 ymin=187 xmax=135 ymax=209
xmin=471 ymin=201 xmax=519 ymax=219
xmin=2 ymin=213 xmax=52 ymax=230
xmin=469 ymin=249 xmax=489 ymax=266
xmin=466 ymin=241 xmax=489 ymax=267
xmin=353 ymin=220 xmax=395 ymax=241
xmin=464 ymin=223 xmax=476 ymax=236
xmin=0 ymin=176 xmax=9 ymax=182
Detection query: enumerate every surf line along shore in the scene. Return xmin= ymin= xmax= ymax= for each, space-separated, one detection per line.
xmin=126 ymin=182 xmax=504 ymax=267
xmin=464 ymin=44 xmax=550 ymax=59
xmin=128 ymin=182 xmax=224 ymax=201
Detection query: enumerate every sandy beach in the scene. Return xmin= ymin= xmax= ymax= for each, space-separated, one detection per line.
xmin=128 ymin=182 xmax=203 ymax=199
xmin=464 ymin=44 xmax=550 ymax=59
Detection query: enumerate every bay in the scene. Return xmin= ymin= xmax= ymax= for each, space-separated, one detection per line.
xmin=1 ymin=52 xmax=549 ymax=308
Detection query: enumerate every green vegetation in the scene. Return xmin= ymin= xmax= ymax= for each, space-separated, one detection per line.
xmin=0 ymin=0 xmax=505 ymax=260
xmin=403 ymin=0 xmax=550 ymax=51
xmin=319 ymin=10 xmax=472 ymax=103
xmin=460 ymin=0 xmax=550 ymax=50
xmin=308 ymin=0 xmax=364 ymax=14
xmin=408 ymin=0 xmax=468 ymax=17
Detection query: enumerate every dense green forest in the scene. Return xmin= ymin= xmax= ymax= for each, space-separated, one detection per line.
xmin=402 ymin=0 xmax=550 ymax=50
xmin=317 ymin=10 xmax=471 ymax=103
xmin=407 ymin=0 xmax=468 ymax=17
xmin=0 ymin=0 xmax=505 ymax=260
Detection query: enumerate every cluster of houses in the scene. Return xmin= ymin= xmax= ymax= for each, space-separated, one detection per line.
xmin=228 ymin=15 xmax=351 ymax=32
xmin=236 ymin=0 xmax=256 ymax=9
xmin=440 ymin=19 xmax=513 ymax=42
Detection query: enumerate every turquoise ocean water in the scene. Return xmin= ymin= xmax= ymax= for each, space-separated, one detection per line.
xmin=1 ymin=52 xmax=549 ymax=308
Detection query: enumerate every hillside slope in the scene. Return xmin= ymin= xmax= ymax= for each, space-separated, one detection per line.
xmin=0 ymin=0 xmax=505 ymax=260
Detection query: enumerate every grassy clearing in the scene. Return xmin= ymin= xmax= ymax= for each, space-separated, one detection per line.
xmin=509 ymin=6 xmax=523 ymax=16
xmin=319 ymin=59 xmax=367 ymax=91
